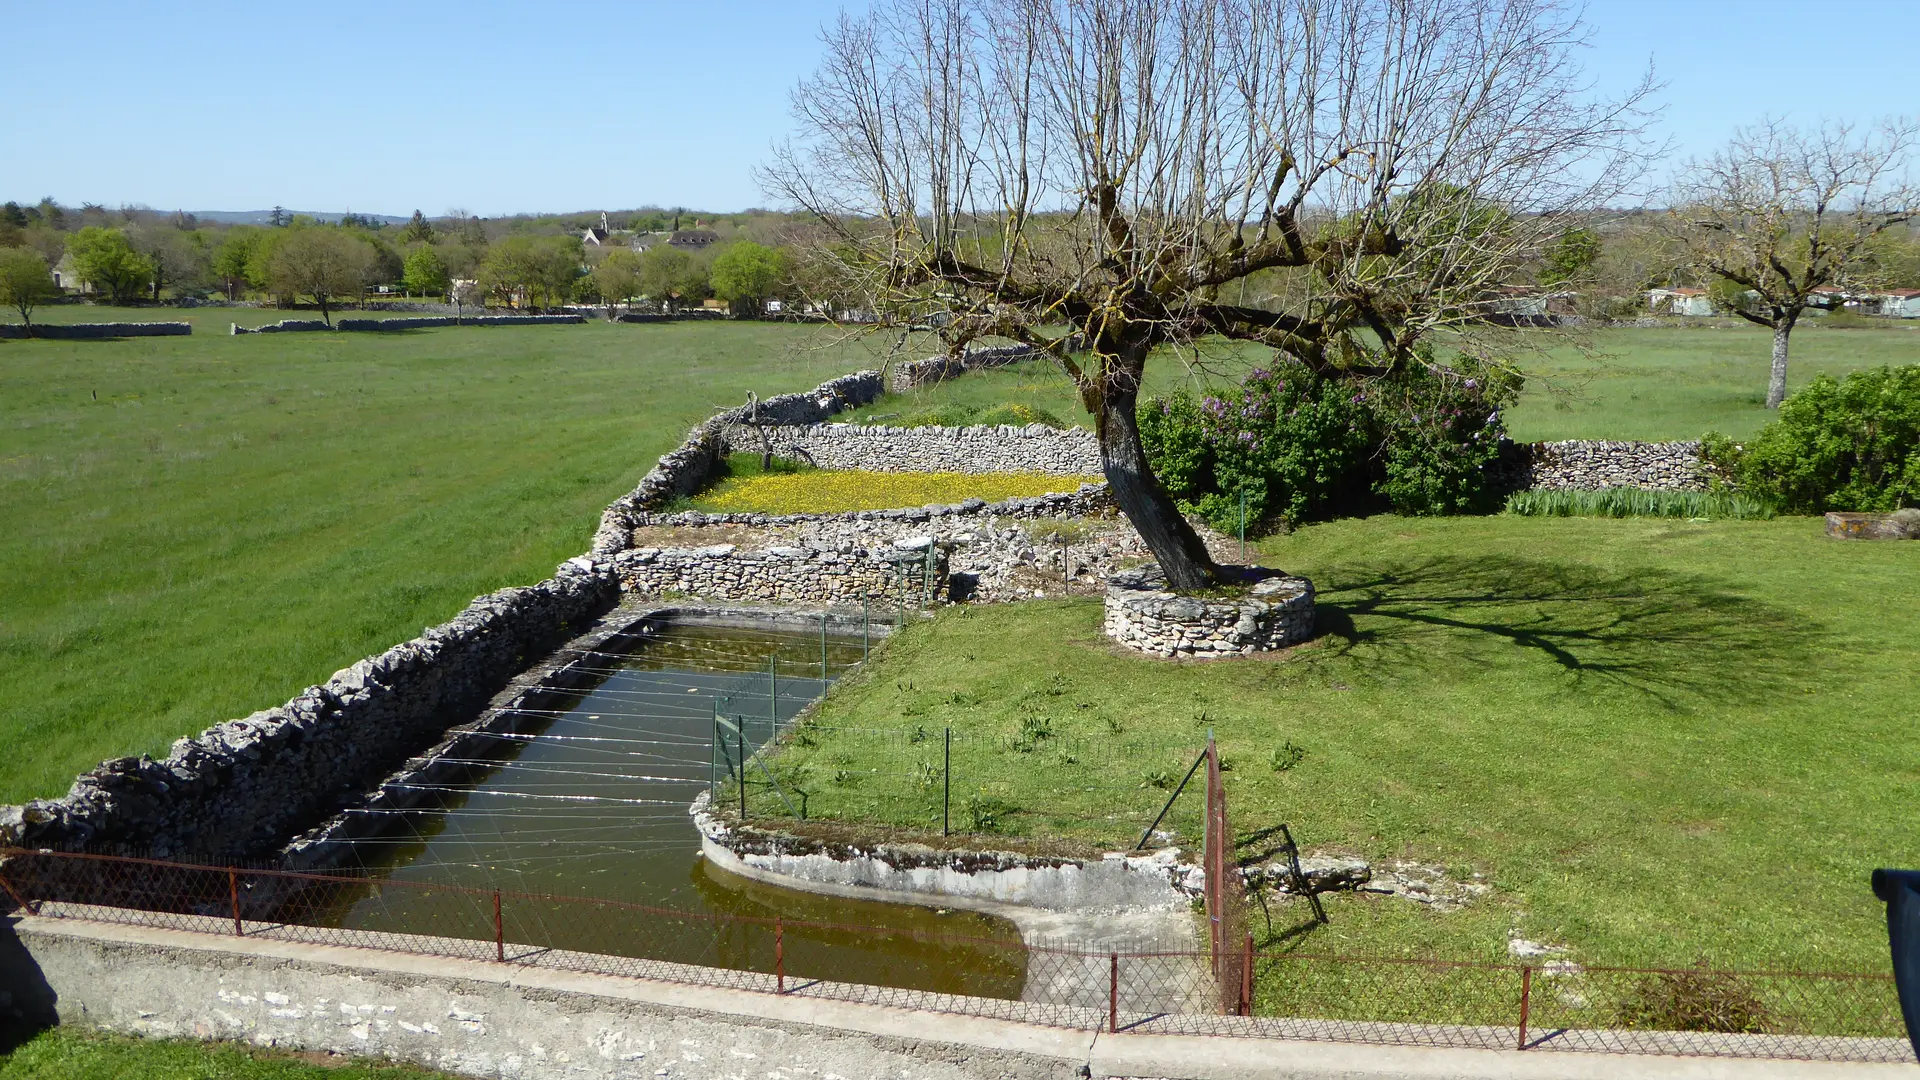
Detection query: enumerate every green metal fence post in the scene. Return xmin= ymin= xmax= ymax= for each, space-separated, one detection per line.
xmin=943 ymin=726 xmax=952 ymax=836
xmin=820 ymin=611 xmax=828 ymax=690
xmin=862 ymin=595 xmax=870 ymax=660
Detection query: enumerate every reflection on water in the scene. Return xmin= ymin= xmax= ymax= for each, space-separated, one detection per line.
xmin=311 ymin=620 xmax=1025 ymax=998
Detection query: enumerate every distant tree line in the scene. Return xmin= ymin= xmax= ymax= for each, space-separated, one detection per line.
xmin=0 ymin=200 xmax=845 ymax=323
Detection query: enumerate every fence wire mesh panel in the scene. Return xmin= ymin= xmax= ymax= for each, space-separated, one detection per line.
xmin=720 ymin=722 xmax=1211 ymax=847
xmin=0 ymin=850 xmax=1908 ymax=1063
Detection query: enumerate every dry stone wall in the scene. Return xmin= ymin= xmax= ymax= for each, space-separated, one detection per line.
xmin=589 ymin=371 xmax=886 ymax=556
xmin=726 ymin=422 xmax=1102 ymax=476
xmin=614 ymin=543 xmax=948 ymax=605
xmin=0 ymin=322 xmax=191 ymax=339
xmin=0 ymin=559 xmax=619 ymax=861
xmin=333 ymin=314 xmax=584 ymax=331
xmin=1501 ymin=439 xmax=1708 ymax=491
xmin=1104 ymin=566 xmax=1316 ymax=658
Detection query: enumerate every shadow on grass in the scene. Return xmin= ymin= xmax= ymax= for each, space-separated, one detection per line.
xmin=1307 ymin=554 xmax=1820 ymax=710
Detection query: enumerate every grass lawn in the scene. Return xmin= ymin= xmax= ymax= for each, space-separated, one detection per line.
xmin=0 ymin=312 xmax=928 ymax=803
xmin=777 ymin=514 xmax=1920 ymax=973
xmin=841 ymin=324 xmax=1920 ymax=442
xmin=0 ymin=1027 xmax=449 ymax=1079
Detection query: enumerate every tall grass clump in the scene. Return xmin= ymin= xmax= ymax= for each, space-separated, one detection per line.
xmin=1504 ymin=487 xmax=1775 ymax=520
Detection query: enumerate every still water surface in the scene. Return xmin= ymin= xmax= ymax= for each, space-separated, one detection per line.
xmin=325 ymin=621 xmax=1024 ymax=997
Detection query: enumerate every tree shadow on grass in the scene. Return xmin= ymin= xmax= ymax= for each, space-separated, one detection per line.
xmin=1305 ymin=554 xmax=1822 ymax=711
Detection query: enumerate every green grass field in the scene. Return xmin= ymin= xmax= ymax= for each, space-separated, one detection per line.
xmin=843 ymin=324 xmax=1920 ymax=441
xmin=777 ymin=515 xmax=1920 ymax=973
xmin=0 ymin=1028 xmax=449 ymax=1079
xmin=0 ymin=311 xmax=927 ymax=803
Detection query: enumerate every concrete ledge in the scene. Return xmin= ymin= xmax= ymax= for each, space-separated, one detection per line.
xmin=4 ymin=916 xmax=1909 ymax=1079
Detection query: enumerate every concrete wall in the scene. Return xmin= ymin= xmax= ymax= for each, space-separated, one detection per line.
xmin=5 ymin=918 xmax=1088 ymax=1080
xmin=0 ymin=322 xmax=191 ymax=339
xmin=695 ymin=795 xmax=1190 ymax=913
xmin=728 ymin=422 xmax=1103 ymax=477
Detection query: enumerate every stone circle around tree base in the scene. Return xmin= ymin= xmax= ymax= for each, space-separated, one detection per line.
xmin=1103 ymin=563 xmax=1316 ymax=658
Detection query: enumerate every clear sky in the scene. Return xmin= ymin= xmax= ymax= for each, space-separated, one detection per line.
xmin=3 ymin=0 xmax=1912 ymax=216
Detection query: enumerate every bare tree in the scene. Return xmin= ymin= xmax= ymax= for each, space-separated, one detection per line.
xmin=1674 ymin=118 xmax=1917 ymax=408
xmin=764 ymin=0 xmax=1656 ymax=587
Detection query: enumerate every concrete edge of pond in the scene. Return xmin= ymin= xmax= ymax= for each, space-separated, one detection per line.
xmin=693 ymin=792 xmax=1204 ymax=957
xmin=8 ymin=915 xmax=1887 ymax=1080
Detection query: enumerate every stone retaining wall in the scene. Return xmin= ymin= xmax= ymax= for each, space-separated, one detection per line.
xmin=589 ymin=371 xmax=887 ymax=556
xmin=725 ymin=422 xmax=1102 ymax=477
xmin=0 ymin=559 xmax=620 ymax=861
xmin=1502 ymin=440 xmax=1708 ymax=491
xmin=613 ymin=543 xmax=947 ymax=605
xmin=0 ymin=322 xmax=192 ymax=339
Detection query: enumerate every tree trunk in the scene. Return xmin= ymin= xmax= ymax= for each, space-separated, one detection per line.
xmin=1766 ymin=319 xmax=1793 ymax=409
xmin=1096 ymin=344 xmax=1221 ymax=590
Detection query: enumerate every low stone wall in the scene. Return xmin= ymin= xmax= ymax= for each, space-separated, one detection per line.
xmin=891 ymin=343 xmax=1043 ymax=391
xmin=334 ymin=314 xmax=585 ymax=331
xmin=0 ymin=322 xmax=191 ymax=339
xmin=589 ymin=371 xmax=887 ymax=556
xmin=1103 ymin=567 xmax=1316 ymax=658
xmin=614 ymin=542 xmax=947 ymax=605
xmin=231 ymin=319 xmax=332 ymax=334
xmin=727 ymin=422 xmax=1102 ymax=477
xmin=0 ymin=558 xmax=620 ymax=861
xmin=636 ymin=483 xmax=1113 ymax=530
xmin=1503 ymin=440 xmax=1708 ymax=492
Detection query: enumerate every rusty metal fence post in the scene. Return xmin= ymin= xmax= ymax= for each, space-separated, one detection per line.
xmin=494 ymin=890 xmax=504 ymax=962
xmin=0 ymin=867 xmax=34 ymax=914
xmin=775 ymin=918 xmax=786 ymax=994
xmin=228 ymin=868 xmax=242 ymax=936
xmin=1517 ymin=964 xmax=1533 ymax=1050
xmin=1109 ymin=951 xmax=1119 ymax=1033
xmin=1241 ymin=932 xmax=1254 ymax=1016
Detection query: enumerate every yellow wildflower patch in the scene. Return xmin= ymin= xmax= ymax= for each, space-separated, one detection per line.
xmin=689 ymin=470 xmax=1100 ymax=515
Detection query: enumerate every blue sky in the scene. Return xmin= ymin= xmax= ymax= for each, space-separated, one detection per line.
xmin=4 ymin=0 xmax=1911 ymax=216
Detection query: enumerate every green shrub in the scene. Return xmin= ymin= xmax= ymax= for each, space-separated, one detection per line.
xmin=1704 ymin=366 xmax=1920 ymax=513
xmin=1503 ymin=487 xmax=1775 ymax=520
xmin=1139 ymin=356 xmax=1518 ymax=531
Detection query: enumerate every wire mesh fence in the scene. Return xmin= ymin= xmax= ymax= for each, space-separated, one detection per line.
xmin=712 ymin=720 xmax=1215 ymax=849
xmin=0 ymin=847 xmax=1907 ymax=1063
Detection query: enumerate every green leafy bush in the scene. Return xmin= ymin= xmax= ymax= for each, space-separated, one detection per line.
xmin=1139 ymin=357 xmax=1518 ymax=531
xmin=1703 ymin=366 xmax=1920 ymax=513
